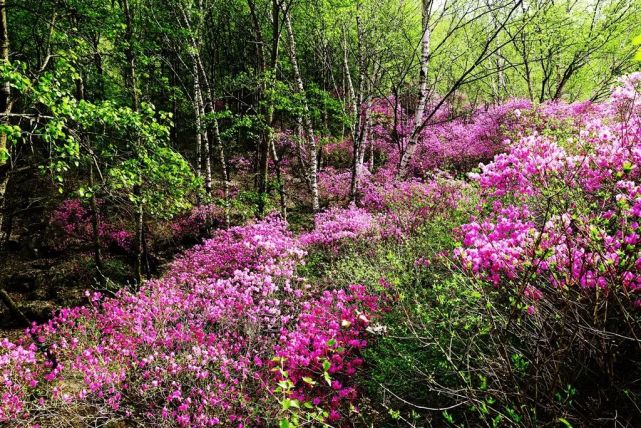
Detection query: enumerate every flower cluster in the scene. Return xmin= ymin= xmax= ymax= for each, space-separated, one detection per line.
xmin=456 ymin=205 xmax=536 ymax=285
xmin=170 ymin=203 xmax=224 ymax=243
xmin=272 ymin=284 xmax=381 ymax=422
xmin=361 ymin=172 xmax=468 ymax=238
xmin=0 ymin=339 xmax=42 ymax=421
xmin=300 ymin=205 xmax=380 ymax=252
xmin=0 ymin=216 xmax=380 ymax=426
xmin=456 ymin=74 xmax=641 ymax=308
xmin=50 ymin=199 xmax=133 ymax=252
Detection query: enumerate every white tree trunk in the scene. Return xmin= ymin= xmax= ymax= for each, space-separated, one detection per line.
xmin=349 ymin=13 xmax=369 ymax=202
xmin=193 ymin=62 xmax=203 ymax=181
xmin=179 ymin=1 xmax=230 ymax=226
xmin=398 ymin=0 xmax=432 ymax=178
xmin=283 ymin=4 xmax=320 ymax=212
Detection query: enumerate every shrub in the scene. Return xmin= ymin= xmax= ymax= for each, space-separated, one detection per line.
xmin=0 ymin=217 xmax=381 ymax=426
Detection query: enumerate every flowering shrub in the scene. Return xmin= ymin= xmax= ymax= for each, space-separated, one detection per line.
xmin=361 ymin=173 xmax=468 ymax=238
xmin=170 ymin=203 xmax=224 ymax=243
xmin=272 ymin=284 xmax=381 ymax=424
xmin=456 ymin=73 xmax=641 ymax=306
xmin=0 ymin=216 xmax=381 ymax=426
xmin=300 ymin=205 xmax=380 ymax=252
xmin=50 ymin=199 xmax=133 ymax=252
xmin=318 ymin=167 xmax=353 ymax=203
xmin=0 ymin=340 xmax=42 ymax=421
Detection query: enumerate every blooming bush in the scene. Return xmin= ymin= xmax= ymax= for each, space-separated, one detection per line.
xmin=0 ymin=340 xmax=42 ymax=421
xmin=50 ymin=199 xmax=133 ymax=252
xmin=272 ymin=284 xmax=381 ymax=424
xmin=300 ymin=205 xmax=380 ymax=252
xmin=437 ymin=74 xmax=641 ymax=424
xmin=0 ymin=216 xmax=381 ymax=426
xmin=457 ymin=88 xmax=641 ymax=304
xmin=170 ymin=203 xmax=224 ymax=243
xmin=362 ymin=172 xmax=468 ymax=238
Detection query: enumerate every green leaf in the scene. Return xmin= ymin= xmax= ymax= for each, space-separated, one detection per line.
xmin=558 ymin=417 xmax=573 ymax=428
xmin=323 ymin=371 xmax=332 ymax=386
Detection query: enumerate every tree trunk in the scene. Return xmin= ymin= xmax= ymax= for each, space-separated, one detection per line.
xmin=345 ymin=29 xmax=358 ymax=202
xmin=120 ymin=0 xmax=139 ymax=111
xmin=89 ymin=165 xmax=105 ymax=285
xmin=197 ymin=60 xmax=230 ymax=227
xmin=398 ymin=0 xmax=432 ymax=178
xmin=248 ymin=0 xmax=271 ymax=217
xmin=178 ymin=2 xmax=230 ymax=227
xmin=133 ymin=185 xmax=144 ymax=285
xmin=0 ymin=0 xmax=11 ymax=248
xmin=198 ymin=59 xmax=230 ymax=227
xmin=208 ymin=114 xmax=230 ymax=228
xmin=270 ymin=137 xmax=287 ymax=221
xmin=77 ymin=74 xmax=106 ymax=285
xmin=0 ymin=288 xmax=30 ymax=326
xmin=368 ymin=115 xmax=374 ymax=172
xmin=0 ymin=0 xmax=33 ymax=328
xmin=192 ymin=61 xmax=211 ymax=195
xmin=283 ymin=3 xmax=319 ymax=211
xmin=194 ymin=70 xmax=203 ymax=181
xmin=349 ymin=13 xmax=369 ymax=203
xmin=119 ymin=0 xmax=145 ymax=285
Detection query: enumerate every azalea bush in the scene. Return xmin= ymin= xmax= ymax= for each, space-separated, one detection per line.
xmin=49 ymin=199 xmax=133 ymax=252
xmin=300 ymin=205 xmax=380 ymax=253
xmin=457 ymin=73 xmax=641 ymax=307
xmin=0 ymin=217 xmax=382 ymax=426
xmin=352 ymin=74 xmax=641 ymax=426
xmin=442 ymin=73 xmax=641 ymax=425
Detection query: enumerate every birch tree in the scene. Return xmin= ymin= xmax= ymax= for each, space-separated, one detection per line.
xmin=282 ymin=1 xmax=320 ymax=212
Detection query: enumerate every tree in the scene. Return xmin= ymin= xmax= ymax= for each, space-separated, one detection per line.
xmin=282 ymin=0 xmax=320 ymax=212
xmin=0 ymin=0 xmax=11 ymax=247
xmin=397 ymin=0 xmax=527 ymax=178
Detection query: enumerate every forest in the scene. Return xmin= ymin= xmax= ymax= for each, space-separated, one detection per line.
xmin=1 ymin=0 xmax=641 ymax=426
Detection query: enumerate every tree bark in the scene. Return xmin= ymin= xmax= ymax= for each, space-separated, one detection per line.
xmin=119 ymin=0 xmax=145 ymax=285
xmin=120 ymin=0 xmax=139 ymax=111
xmin=0 ymin=0 xmax=11 ymax=248
xmin=270 ymin=137 xmax=287 ymax=221
xmin=282 ymin=3 xmax=319 ymax=212
xmin=349 ymin=13 xmax=369 ymax=203
xmin=398 ymin=0 xmax=432 ymax=178
xmin=248 ymin=0 xmax=271 ymax=217
xmin=178 ymin=2 xmax=230 ymax=227
xmin=89 ymin=164 xmax=105 ymax=285
xmin=493 ymin=20 xmax=506 ymax=102
xmin=0 ymin=1 xmax=33 ymax=329
xmin=192 ymin=61 xmax=212 ymax=195
xmin=77 ymin=75 xmax=106 ymax=285
xmin=197 ymin=58 xmax=230 ymax=228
